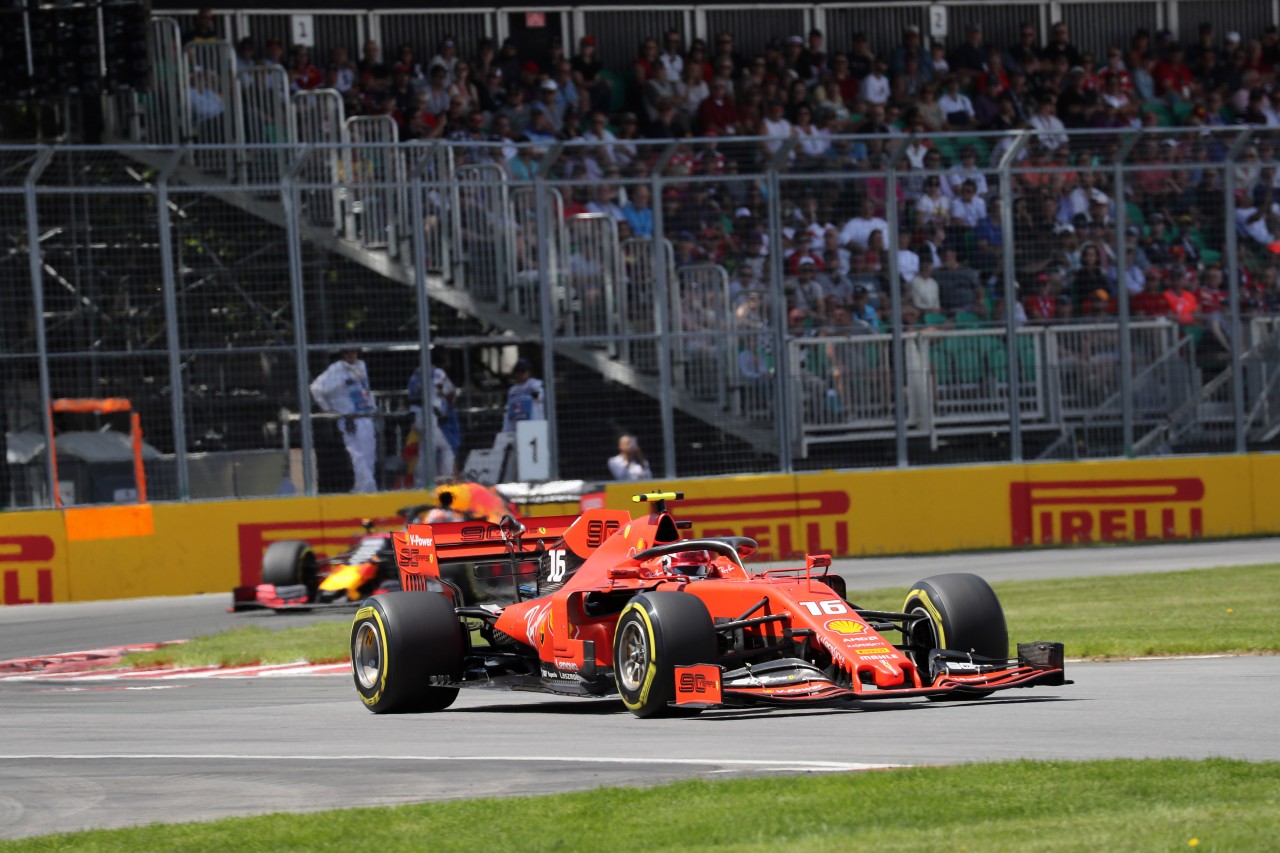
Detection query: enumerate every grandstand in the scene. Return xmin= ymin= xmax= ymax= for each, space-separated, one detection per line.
xmin=4 ymin=0 xmax=1280 ymax=505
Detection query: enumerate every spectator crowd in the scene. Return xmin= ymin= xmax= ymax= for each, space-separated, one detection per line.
xmin=191 ymin=10 xmax=1280 ymax=378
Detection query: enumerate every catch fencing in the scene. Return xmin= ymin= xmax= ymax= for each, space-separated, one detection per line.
xmin=12 ymin=49 xmax=1280 ymax=507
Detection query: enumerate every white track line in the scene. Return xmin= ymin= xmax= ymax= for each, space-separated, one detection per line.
xmin=0 ymin=754 xmax=902 ymax=772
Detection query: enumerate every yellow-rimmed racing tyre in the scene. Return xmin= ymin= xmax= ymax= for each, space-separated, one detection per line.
xmin=903 ymin=573 xmax=1007 ymax=701
xmin=261 ymin=540 xmax=317 ymax=598
xmin=613 ymin=592 xmax=716 ymax=718
xmin=351 ymin=591 xmax=462 ymax=713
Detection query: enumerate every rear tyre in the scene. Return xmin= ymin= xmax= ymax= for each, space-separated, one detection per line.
xmin=903 ymin=573 xmax=1007 ymax=701
xmin=613 ymin=592 xmax=716 ymax=718
xmin=351 ymin=591 xmax=463 ymax=713
xmin=261 ymin=540 xmax=317 ymax=598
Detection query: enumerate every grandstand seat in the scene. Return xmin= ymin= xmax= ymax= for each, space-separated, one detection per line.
xmin=1141 ymin=103 xmax=1173 ymax=127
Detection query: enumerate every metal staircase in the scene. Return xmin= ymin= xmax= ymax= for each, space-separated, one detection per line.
xmin=1132 ymin=324 xmax=1280 ymax=455
xmin=100 ymin=22 xmax=779 ymax=456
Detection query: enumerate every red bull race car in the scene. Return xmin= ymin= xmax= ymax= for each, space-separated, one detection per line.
xmin=244 ymin=483 xmax=517 ymax=612
xmin=351 ymin=493 xmax=1068 ymax=716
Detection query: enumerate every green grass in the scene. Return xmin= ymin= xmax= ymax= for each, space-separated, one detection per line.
xmin=118 ymin=623 xmax=350 ymax=669
xmin=3 ymin=759 xmax=1277 ymax=852
xmin=851 ymin=563 xmax=1280 ymax=659
xmin=122 ymin=563 xmax=1280 ymax=669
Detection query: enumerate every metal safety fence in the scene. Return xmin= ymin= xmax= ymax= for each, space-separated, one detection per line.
xmin=8 ymin=121 xmax=1280 ymax=509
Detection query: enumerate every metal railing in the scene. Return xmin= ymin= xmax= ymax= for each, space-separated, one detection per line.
xmin=292 ymin=90 xmax=347 ymax=232
xmin=12 ymin=21 xmax=1280 ymax=504
xmin=147 ymin=2 xmax=1274 ymax=86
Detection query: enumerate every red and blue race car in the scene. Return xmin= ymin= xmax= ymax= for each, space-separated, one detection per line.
xmin=350 ymin=492 xmax=1068 ymax=716
xmin=243 ymin=483 xmax=519 ymax=612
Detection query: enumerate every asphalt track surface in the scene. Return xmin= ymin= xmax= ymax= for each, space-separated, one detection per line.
xmin=0 ymin=537 xmax=1278 ymax=840
xmin=4 ymin=535 xmax=1279 ymax=661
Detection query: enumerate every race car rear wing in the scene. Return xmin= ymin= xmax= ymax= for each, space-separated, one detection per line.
xmin=394 ymin=509 xmax=632 ymax=590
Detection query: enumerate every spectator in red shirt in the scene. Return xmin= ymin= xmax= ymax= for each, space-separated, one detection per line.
xmin=634 ymin=37 xmax=660 ymax=86
xmin=1243 ymin=38 xmax=1272 ymax=78
xmin=977 ymin=50 xmax=1011 ymax=94
xmin=1098 ymin=47 xmax=1134 ymax=92
xmin=1025 ymin=273 xmax=1058 ymax=322
xmin=697 ymin=78 xmax=739 ymax=135
xmin=828 ymin=53 xmax=861 ymax=107
xmin=1132 ymin=270 xmax=1169 ymax=317
xmin=288 ymin=45 xmax=324 ymax=92
xmin=1078 ymin=52 xmax=1103 ymax=92
xmin=1153 ymin=43 xmax=1193 ymax=102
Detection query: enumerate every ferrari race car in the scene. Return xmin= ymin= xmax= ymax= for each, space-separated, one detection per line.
xmin=242 ymin=483 xmax=518 ymax=612
xmin=350 ymin=493 xmax=1068 ymax=716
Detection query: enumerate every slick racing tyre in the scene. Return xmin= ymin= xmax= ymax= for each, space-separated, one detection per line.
xmin=261 ymin=540 xmax=318 ymax=598
xmin=613 ymin=592 xmax=716 ymax=718
xmin=903 ymin=573 xmax=1007 ymax=701
xmin=351 ymin=591 xmax=463 ymax=713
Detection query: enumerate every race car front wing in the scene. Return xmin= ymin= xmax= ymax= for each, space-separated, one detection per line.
xmin=674 ymin=642 xmax=1069 ymax=708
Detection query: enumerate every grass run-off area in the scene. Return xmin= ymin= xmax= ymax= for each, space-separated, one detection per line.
xmin=2 ymin=758 xmax=1277 ymax=852
xmin=119 ymin=562 xmax=1280 ymax=670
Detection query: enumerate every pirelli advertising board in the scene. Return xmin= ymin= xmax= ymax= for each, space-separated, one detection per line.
xmin=603 ymin=455 xmax=1256 ymax=560
xmin=0 ymin=454 xmax=1270 ymax=604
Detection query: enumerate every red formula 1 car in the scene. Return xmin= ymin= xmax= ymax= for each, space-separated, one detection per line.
xmin=350 ymin=493 xmax=1068 ymax=716
xmin=246 ymin=484 xmax=518 ymax=612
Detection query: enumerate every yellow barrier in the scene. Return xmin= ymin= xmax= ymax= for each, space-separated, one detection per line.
xmin=0 ymin=512 xmax=69 ymax=604
xmin=0 ymin=490 xmax=576 ymax=605
xmin=2 ymin=453 xmax=1277 ymax=604
xmin=607 ymin=453 xmax=1276 ymax=560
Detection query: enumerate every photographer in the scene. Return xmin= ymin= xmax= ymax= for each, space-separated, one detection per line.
xmin=607 ymin=434 xmax=653 ymax=481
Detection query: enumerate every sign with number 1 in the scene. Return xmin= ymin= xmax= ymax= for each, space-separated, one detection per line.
xmin=516 ymin=420 xmax=550 ymax=482
xmin=291 ymin=15 xmax=315 ymax=47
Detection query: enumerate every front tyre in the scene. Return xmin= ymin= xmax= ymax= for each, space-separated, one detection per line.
xmin=351 ymin=591 xmax=462 ymax=713
xmin=903 ymin=572 xmax=1008 ymax=659
xmin=903 ymin=573 xmax=1007 ymax=700
xmin=613 ymin=592 xmax=716 ymax=718
xmin=261 ymin=540 xmax=317 ymax=598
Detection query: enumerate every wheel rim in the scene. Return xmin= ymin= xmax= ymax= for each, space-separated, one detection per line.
xmin=353 ymin=621 xmax=383 ymax=690
xmin=908 ymin=604 xmax=940 ymax=668
xmin=617 ymin=619 xmax=650 ymax=692
xmin=908 ymin=605 xmax=939 ymax=646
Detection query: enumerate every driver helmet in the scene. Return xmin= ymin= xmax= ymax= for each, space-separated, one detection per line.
xmin=664 ymin=549 xmax=712 ymax=577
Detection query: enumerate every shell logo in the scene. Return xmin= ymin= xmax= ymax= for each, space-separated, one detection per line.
xmin=825 ymin=619 xmax=867 ymax=635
